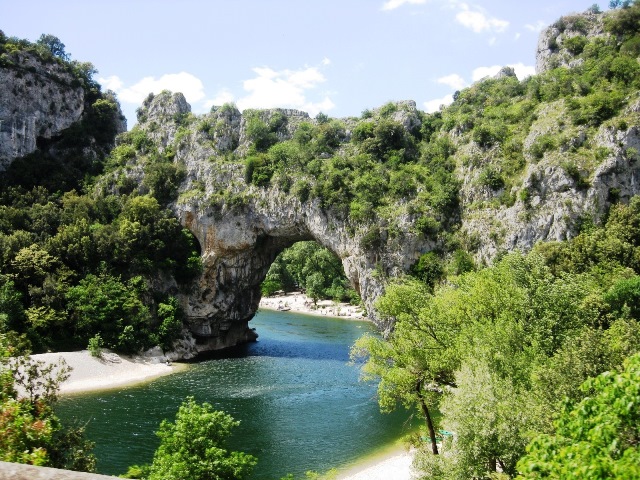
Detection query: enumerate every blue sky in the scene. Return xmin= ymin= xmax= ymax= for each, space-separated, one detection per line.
xmin=4 ymin=0 xmax=604 ymax=128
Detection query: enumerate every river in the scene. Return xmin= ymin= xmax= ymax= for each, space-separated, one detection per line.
xmin=56 ymin=310 xmax=414 ymax=479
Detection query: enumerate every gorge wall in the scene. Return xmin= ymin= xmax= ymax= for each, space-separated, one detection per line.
xmin=4 ymin=8 xmax=640 ymax=358
xmin=0 ymin=43 xmax=126 ymax=175
xmin=131 ymin=93 xmax=433 ymax=352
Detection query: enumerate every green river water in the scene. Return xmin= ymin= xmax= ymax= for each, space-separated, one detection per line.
xmin=56 ymin=310 xmax=415 ymax=479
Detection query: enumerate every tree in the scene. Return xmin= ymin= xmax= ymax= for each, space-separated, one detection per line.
xmin=66 ymin=273 xmax=152 ymax=353
xmin=36 ymin=34 xmax=69 ymax=60
xmin=517 ymin=353 xmax=640 ymax=479
xmin=609 ymin=0 xmax=632 ymax=9
xmin=145 ymin=396 xmax=256 ymax=480
xmin=435 ymin=359 xmax=539 ymax=478
xmin=0 ymin=335 xmax=96 ymax=471
xmin=351 ymin=279 xmax=461 ymax=454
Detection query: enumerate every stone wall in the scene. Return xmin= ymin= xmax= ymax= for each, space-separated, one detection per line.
xmin=0 ymin=462 xmax=117 ymax=480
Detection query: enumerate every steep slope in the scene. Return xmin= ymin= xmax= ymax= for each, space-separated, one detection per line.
xmin=0 ymin=32 xmax=126 ymax=188
xmin=2 ymin=6 xmax=640 ymax=357
xmin=99 ymin=6 xmax=640 ymax=354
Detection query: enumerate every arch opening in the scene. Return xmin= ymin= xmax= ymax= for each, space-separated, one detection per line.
xmin=260 ymin=240 xmax=360 ymax=307
xmin=183 ymin=230 xmax=367 ymax=354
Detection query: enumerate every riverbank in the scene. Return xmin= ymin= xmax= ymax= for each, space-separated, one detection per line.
xmin=259 ymin=291 xmax=366 ymax=319
xmin=30 ymin=350 xmax=186 ymax=395
xmin=336 ymin=444 xmax=416 ymax=480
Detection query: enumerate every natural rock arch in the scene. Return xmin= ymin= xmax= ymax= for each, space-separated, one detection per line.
xmin=133 ymin=92 xmax=433 ymax=354
xmin=136 ymin=88 xmax=640 ymax=356
xmin=174 ymin=192 xmax=426 ymax=352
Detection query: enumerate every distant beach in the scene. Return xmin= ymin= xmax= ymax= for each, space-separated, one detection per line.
xmin=335 ymin=444 xmax=416 ymax=480
xmin=259 ymin=291 xmax=367 ymax=320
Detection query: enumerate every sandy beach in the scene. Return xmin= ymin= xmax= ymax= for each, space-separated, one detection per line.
xmin=259 ymin=291 xmax=367 ymax=320
xmin=336 ymin=445 xmax=416 ymax=480
xmin=30 ymin=350 xmax=185 ymax=395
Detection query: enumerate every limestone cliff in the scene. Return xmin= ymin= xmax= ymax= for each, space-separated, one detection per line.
xmin=6 ymin=8 xmax=637 ymax=358
xmin=0 ymin=43 xmax=126 ymax=173
xmin=126 ymin=93 xmax=431 ymax=353
xmin=127 ymin=82 xmax=639 ymax=357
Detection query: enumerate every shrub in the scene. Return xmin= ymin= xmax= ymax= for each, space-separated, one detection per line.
xmin=478 ymin=166 xmax=505 ymax=190
xmin=87 ymin=333 xmax=103 ymax=357
xmin=529 ymin=133 xmax=557 ymax=159
xmin=564 ymin=35 xmax=588 ymax=55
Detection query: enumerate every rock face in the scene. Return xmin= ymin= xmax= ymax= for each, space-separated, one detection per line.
xmin=87 ymin=9 xmax=640 ymax=357
xmin=535 ymin=8 xmax=605 ymax=74
xmin=130 ymin=94 xmax=431 ymax=354
xmin=134 ymin=76 xmax=640 ymax=357
xmin=175 ymin=190 xmax=428 ymax=352
xmin=0 ymin=51 xmax=86 ymax=170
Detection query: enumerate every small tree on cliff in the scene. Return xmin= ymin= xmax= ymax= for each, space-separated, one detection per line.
xmin=36 ymin=34 xmax=69 ymax=60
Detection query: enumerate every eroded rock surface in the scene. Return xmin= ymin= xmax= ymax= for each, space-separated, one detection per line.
xmin=0 ymin=51 xmax=85 ymax=170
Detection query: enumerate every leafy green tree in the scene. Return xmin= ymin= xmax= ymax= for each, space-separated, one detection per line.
xmin=146 ymin=396 xmax=257 ymax=480
xmin=36 ymin=34 xmax=69 ymax=60
xmin=437 ymin=359 xmax=539 ymax=478
xmin=66 ymin=273 xmax=152 ymax=352
xmin=305 ymin=272 xmax=325 ymax=305
xmin=156 ymin=297 xmax=183 ymax=352
xmin=0 ymin=335 xmax=96 ymax=471
xmin=517 ymin=353 xmax=640 ymax=479
xmin=351 ymin=278 xmax=461 ymax=454
xmin=261 ymin=241 xmax=357 ymax=303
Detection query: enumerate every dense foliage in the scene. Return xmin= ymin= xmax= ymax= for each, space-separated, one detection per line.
xmin=123 ymin=397 xmax=257 ymax=480
xmin=0 ymin=36 xmax=201 ymax=354
xmin=3 ymin=3 xmax=640 ymax=475
xmin=261 ymin=241 xmax=359 ymax=304
xmin=240 ymin=104 xmax=460 ymax=238
xmin=517 ymin=353 xmax=640 ymax=479
xmin=353 ymin=197 xmax=640 ymax=479
xmin=0 ymin=336 xmax=96 ymax=471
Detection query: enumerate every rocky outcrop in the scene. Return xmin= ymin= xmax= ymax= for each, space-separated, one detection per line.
xmin=0 ymin=49 xmax=126 ymax=172
xmin=104 ymin=8 xmax=640 ymax=357
xmin=128 ymin=93 xmax=431 ymax=354
xmin=458 ymin=94 xmax=640 ymax=263
xmin=0 ymin=51 xmax=85 ymax=170
xmin=536 ymin=8 xmax=606 ymax=74
xmin=130 ymin=74 xmax=640 ymax=357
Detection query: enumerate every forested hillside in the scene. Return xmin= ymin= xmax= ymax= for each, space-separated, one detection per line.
xmin=2 ymin=3 xmax=640 ymax=357
xmin=0 ymin=2 xmax=640 ymax=479
xmin=0 ymin=33 xmax=201 ymax=354
xmin=350 ymin=4 xmax=640 ymax=478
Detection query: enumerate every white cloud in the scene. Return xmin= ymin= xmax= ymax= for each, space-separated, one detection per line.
xmin=424 ymin=94 xmax=454 ymax=113
xmin=100 ymin=72 xmax=206 ymax=106
xmin=472 ymin=62 xmax=535 ymax=82
xmin=455 ymin=3 xmax=508 ymax=33
xmin=322 ymin=57 xmax=331 ymax=66
xmin=525 ymin=20 xmax=547 ymax=32
xmin=203 ymin=89 xmax=236 ymax=111
xmin=99 ymin=75 xmax=123 ymax=92
xmin=381 ymin=0 xmax=427 ymax=11
xmin=514 ymin=32 xmax=521 ymax=41
xmin=437 ymin=73 xmax=466 ymax=90
xmin=236 ymin=65 xmax=334 ymax=116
